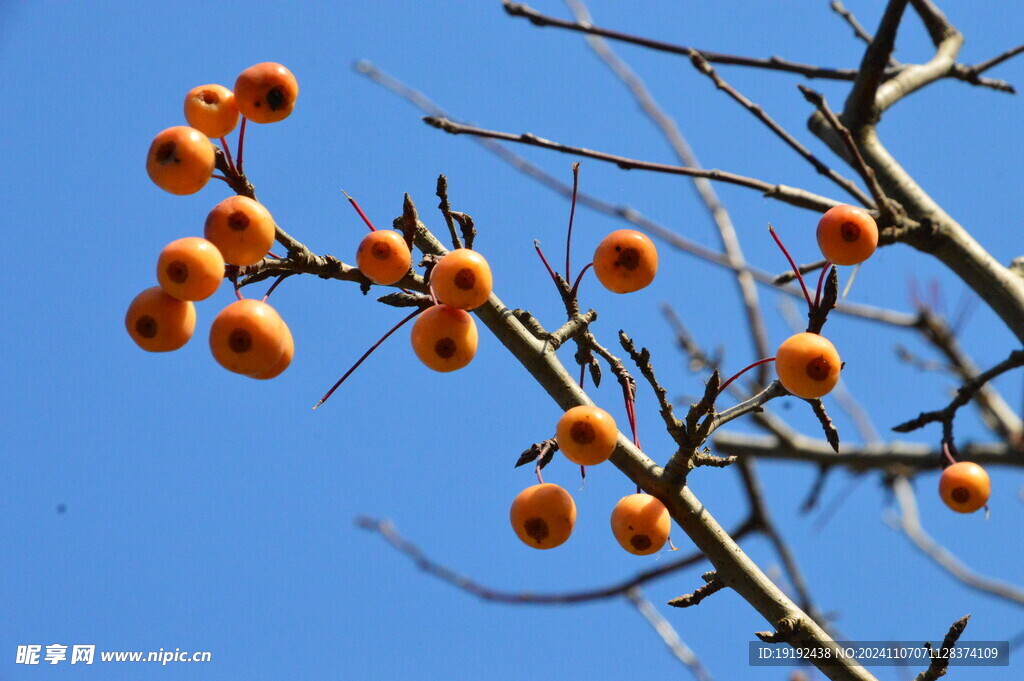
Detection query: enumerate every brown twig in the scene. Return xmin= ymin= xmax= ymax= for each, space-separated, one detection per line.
xmin=423 ymin=116 xmax=841 ymax=213
xmin=893 ymin=350 xmax=1024 ymax=437
xmin=356 ymin=515 xmax=755 ymax=605
xmin=502 ymin=1 xmax=864 ymax=80
xmin=688 ymin=51 xmax=873 ymax=208
xmin=912 ymin=614 xmax=971 ymax=681
xmin=667 ymin=571 xmax=726 ymax=608
xmin=799 ymin=85 xmax=898 ymax=225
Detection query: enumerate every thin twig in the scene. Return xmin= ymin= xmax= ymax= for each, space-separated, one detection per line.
xmin=504 ymin=0 xmax=864 ymax=80
xmin=799 ymin=85 xmax=897 ymax=224
xmin=893 ymin=350 xmax=1024 ymax=436
xmin=706 ymin=381 xmax=787 ymax=437
xmin=357 ymin=515 xmax=755 ymax=604
xmin=423 ymin=116 xmax=841 ymax=213
xmin=688 ymin=51 xmax=873 ymax=208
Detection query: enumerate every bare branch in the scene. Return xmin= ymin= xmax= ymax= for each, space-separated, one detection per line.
xmin=913 ymin=310 xmax=1023 ymax=443
xmin=620 ymin=331 xmax=685 ymax=445
xmin=502 ymin=1 xmax=861 ymax=80
xmin=798 ymin=86 xmax=898 ymax=224
xmin=893 ymin=350 xmax=1024 ymax=435
xmin=667 ymin=572 xmax=726 ymax=608
xmin=357 ymin=515 xmax=750 ymax=605
xmin=423 ymin=116 xmax=841 ymax=212
xmin=713 ymin=433 xmax=1021 ymax=471
xmin=688 ymin=51 xmax=874 ymax=208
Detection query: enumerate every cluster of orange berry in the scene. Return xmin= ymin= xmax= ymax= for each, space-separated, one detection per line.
xmin=508 ymin=229 xmax=668 ymax=555
xmin=408 ymin=227 xmax=657 ymax=373
xmin=126 ymin=63 xmax=299 ymax=380
xmin=512 ymin=405 xmax=672 ymax=555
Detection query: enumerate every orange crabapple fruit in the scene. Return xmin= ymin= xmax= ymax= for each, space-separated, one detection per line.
xmin=209 ymin=299 xmax=288 ymax=376
xmin=429 ymin=248 xmax=493 ymax=311
xmin=125 ymin=286 xmax=196 ymax=352
xmin=816 ymin=204 xmax=878 ymax=266
xmin=156 ymin=237 xmax=225 ymax=302
xmin=593 ymin=229 xmax=658 ymax=294
xmin=204 ymin=195 xmax=277 ymax=266
xmin=610 ymin=493 xmax=671 ymax=556
xmin=939 ymin=461 xmax=991 ymax=514
xmin=775 ymin=332 xmax=841 ymax=399
xmin=555 ymin=405 xmax=618 ymax=466
xmin=356 ymin=230 xmax=412 ymax=286
xmin=145 ymin=126 xmax=215 ymax=195
xmin=183 ymin=84 xmax=239 ymax=139
xmin=234 ymin=62 xmax=298 ymax=124
xmin=509 ymin=483 xmax=577 ymax=550
xmin=410 ymin=304 xmax=478 ymax=372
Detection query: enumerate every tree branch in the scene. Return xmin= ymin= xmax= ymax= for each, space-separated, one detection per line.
xmin=713 ymin=433 xmax=1022 ymax=471
xmin=423 ymin=116 xmax=841 ymax=212
xmin=892 ymin=350 xmax=1024 ymax=436
xmin=502 ymin=1 xmax=861 ymax=80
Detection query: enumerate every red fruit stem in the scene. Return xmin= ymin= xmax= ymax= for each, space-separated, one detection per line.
xmin=535 ymin=460 xmax=545 ymax=485
xmin=768 ymin=225 xmax=813 ymax=311
xmin=534 ymin=240 xmax=559 ymax=286
xmin=565 ymin=162 xmax=581 ymax=281
xmin=718 ymin=357 xmax=777 ymax=395
xmin=211 ymin=174 xmax=231 ymax=185
xmin=219 ymin=137 xmax=238 ymax=177
xmin=813 ymin=262 xmax=832 ymax=310
xmin=569 ymin=262 xmax=593 ymax=299
xmin=313 ymin=307 xmax=426 ymax=409
xmin=236 ymin=117 xmax=247 ymax=174
xmin=578 ymin=364 xmax=586 ymax=390
xmin=342 ymin=190 xmax=377 ymax=232
xmin=262 ymin=274 xmax=290 ymax=302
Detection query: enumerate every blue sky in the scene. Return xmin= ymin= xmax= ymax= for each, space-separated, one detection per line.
xmin=2 ymin=1 xmax=1023 ymax=679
